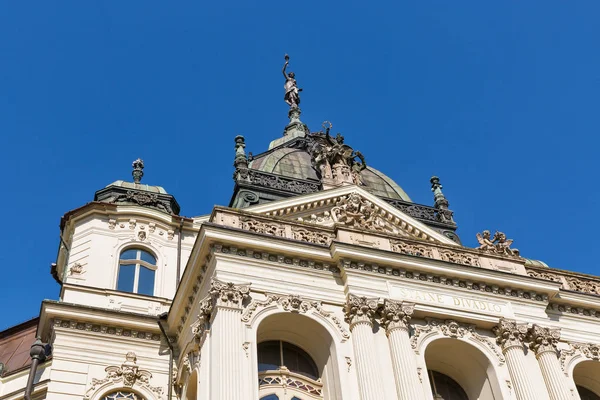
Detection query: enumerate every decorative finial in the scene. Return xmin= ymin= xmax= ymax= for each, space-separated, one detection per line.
xmin=282 ymin=54 xmax=302 ymax=109
xmin=430 ymin=176 xmax=449 ymax=210
xmin=233 ymin=135 xmax=249 ymax=182
xmin=132 ymin=158 xmax=144 ymax=184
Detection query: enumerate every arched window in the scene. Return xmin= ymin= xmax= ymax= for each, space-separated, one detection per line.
xmin=578 ymin=386 xmax=600 ymax=400
xmin=117 ymin=248 xmax=156 ymax=296
xmin=257 ymin=340 xmax=321 ymax=400
xmin=429 ymin=370 xmax=469 ymax=400
xmin=102 ymin=392 xmax=143 ymax=400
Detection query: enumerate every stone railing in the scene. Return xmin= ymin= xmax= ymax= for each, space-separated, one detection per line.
xmin=382 ymin=197 xmax=456 ymax=228
xmin=246 ymin=170 xmax=320 ymax=195
xmin=258 ymin=369 xmax=323 ymax=398
xmin=526 ymin=267 xmax=600 ymax=296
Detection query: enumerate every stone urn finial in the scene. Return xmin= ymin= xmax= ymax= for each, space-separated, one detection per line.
xmin=132 ymin=158 xmax=144 ymax=184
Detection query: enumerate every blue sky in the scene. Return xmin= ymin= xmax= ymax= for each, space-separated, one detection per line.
xmin=1 ymin=2 xmax=599 ymax=330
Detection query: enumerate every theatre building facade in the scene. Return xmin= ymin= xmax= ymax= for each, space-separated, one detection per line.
xmin=2 ymin=64 xmax=600 ymax=400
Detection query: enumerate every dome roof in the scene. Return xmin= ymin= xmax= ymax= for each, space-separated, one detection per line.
xmin=249 ymin=146 xmax=412 ymax=201
xmin=106 ymin=180 xmax=168 ymax=194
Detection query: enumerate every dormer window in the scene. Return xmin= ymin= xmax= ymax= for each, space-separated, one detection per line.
xmin=117 ymin=248 xmax=156 ymax=296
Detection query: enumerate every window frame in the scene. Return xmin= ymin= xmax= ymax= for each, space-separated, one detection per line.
xmin=117 ymin=247 xmax=157 ymax=295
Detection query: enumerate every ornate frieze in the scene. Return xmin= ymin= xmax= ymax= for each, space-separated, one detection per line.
xmin=52 ymin=319 xmax=160 ymax=341
xmin=344 ymin=294 xmax=381 ymax=327
xmin=565 ymin=276 xmax=600 ymax=295
xmin=380 ymin=300 xmax=414 ymax=332
xmin=527 ymin=324 xmax=560 ymax=356
xmin=526 ymin=269 xmax=564 ymax=283
xmin=85 ymin=352 xmax=163 ymax=399
xmin=241 ymin=293 xmax=350 ymax=340
xmin=493 ymin=318 xmax=528 ymax=351
xmin=438 ymin=248 xmax=480 ymax=267
xmin=291 ymin=227 xmax=335 ymax=245
xmin=240 ymin=217 xmax=285 ymax=237
xmin=527 ymin=267 xmax=600 ymax=298
xmin=390 ymin=240 xmax=433 ymax=258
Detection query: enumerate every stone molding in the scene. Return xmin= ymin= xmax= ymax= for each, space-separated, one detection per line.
xmin=52 ymin=319 xmax=161 ymax=342
xmin=344 ymin=294 xmax=381 ymax=328
xmin=380 ymin=299 xmax=414 ymax=333
xmin=241 ymin=292 xmax=350 ymax=341
xmin=85 ymin=352 xmax=163 ymax=399
xmin=547 ymin=303 xmax=600 ymax=320
xmin=559 ymin=342 xmax=600 ymax=375
xmin=343 ymin=260 xmax=548 ymax=303
xmin=411 ymin=318 xmax=505 ymax=365
xmin=526 ymin=266 xmax=600 ymax=297
xmin=527 ymin=324 xmax=561 ymax=357
xmin=493 ymin=318 xmax=528 ymax=352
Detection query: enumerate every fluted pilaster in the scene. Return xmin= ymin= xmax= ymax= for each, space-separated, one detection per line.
xmin=528 ymin=325 xmax=571 ymax=400
xmin=382 ymin=300 xmax=422 ymax=400
xmin=494 ymin=318 xmax=541 ymax=400
xmin=207 ymin=279 xmax=251 ymax=400
xmin=345 ymin=294 xmax=384 ymax=400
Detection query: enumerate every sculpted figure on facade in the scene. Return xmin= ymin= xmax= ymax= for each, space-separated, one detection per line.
xmin=282 ymin=54 xmax=302 ymax=108
xmin=476 ymin=230 xmax=520 ymax=257
xmin=331 ymin=193 xmax=381 ymax=230
xmin=527 ymin=324 xmax=561 ymax=356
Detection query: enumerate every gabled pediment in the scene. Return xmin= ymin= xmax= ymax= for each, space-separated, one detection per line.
xmin=245 ymin=185 xmax=458 ymax=246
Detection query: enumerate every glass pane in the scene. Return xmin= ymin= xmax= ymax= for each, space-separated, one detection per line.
xmin=257 ymin=341 xmax=281 ymax=372
xmin=259 ymin=395 xmax=279 ymax=400
xmin=120 ymin=249 xmax=138 ymax=260
xmin=282 ymin=342 xmax=318 ymax=380
xmin=429 ymin=370 xmax=469 ymax=400
xmin=139 ymin=250 xmax=156 ymax=265
xmin=117 ymin=264 xmax=135 ymax=293
xmin=137 ymin=266 xmax=155 ymax=296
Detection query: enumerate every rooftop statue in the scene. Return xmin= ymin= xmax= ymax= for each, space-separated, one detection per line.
xmin=476 ymin=230 xmax=520 ymax=257
xmin=282 ymin=54 xmax=302 ymax=108
xmin=309 ymin=121 xmax=367 ymax=187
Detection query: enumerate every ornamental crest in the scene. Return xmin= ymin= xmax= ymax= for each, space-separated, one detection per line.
xmin=85 ymin=352 xmax=163 ymax=399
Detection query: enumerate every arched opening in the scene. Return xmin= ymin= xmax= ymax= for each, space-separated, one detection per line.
xmin=117 ymin=247 xmax=157 ymax=296
xmin=256 ymin=312 xmax=341 ymax=400
xmin=101 ymin=392 xmax=144 ymax=400
xmin=573 ymin=360 xmax=600 ymax=399
xmin=424 ymin=338 xmax=503 ymax=400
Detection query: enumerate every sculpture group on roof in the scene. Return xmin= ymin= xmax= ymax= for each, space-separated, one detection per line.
xmin=476 ymin=230 xmax=520 ymax=257
xmin=308 ymin=122 xmax=367 ymax=187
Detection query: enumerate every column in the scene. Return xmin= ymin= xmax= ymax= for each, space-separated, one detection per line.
xmin=493 ymin=318 xmax=540 ymax=400
xmin=528 ymin=325 xmax=571 ymax=400
xmin=382 ymin=300 xmax=422 ymax=400
xmin=208 ymin=279 xmax=251 ymax=400
xmin=345 ymin=294 xmax=385 ymax=400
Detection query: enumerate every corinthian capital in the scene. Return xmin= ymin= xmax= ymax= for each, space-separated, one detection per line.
xmin=493 ymin=318 xmax=528 ymax=351
xmin=209 ymin=279 xmax=251 ymax=308
xmin=381 ymin=300 xmax=414 ymax=333
xmin=344 ymin=294 xmax=381 ymax=328
xmin=528 ymin=325 xmax=561 ymax=356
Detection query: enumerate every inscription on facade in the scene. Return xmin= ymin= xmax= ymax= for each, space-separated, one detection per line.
xmin=391 ymin=285 xmax=507 ymax=315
